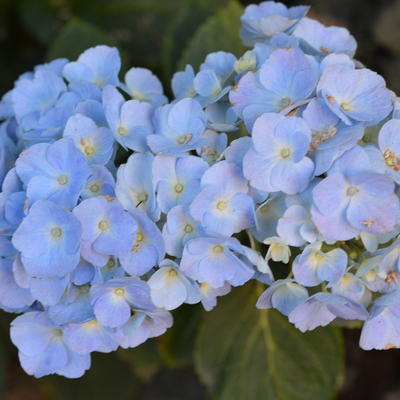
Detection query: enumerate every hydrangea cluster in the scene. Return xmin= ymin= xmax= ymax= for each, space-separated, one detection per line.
xmin=1 ymin=1 xmax=400 ymax=378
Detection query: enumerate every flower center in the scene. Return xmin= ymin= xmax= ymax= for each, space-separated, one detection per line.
xmin=136 ymin=232 xmax=144 ymax=242
xmin=114 ymin=288 xmax=125 ymax=296
xmin=177 ymin=134 xmax=192 ymax=145
xmin=168 ymin=269 xmax=178 ymax=278
xmin=98 ymin=219 xmax=109 ymax=231
xmin=137 ymin=192 xmax=148 ymax=203
xmin=384 ymin=149 xmax=400 ymax=171
xmin=118 ymin=126 xmax=128 ymax=136
xmin=213 ymin=245 xmax=224 ymax=254
xmin=84 ymin=146 xmax=95 ymax=156
xmin=340 ymin=102 xmax=351 ymax=112
xmin=280 ymin=148 xmax=291 ymax=159
xmin=184 ymin=224 xmax=193 ymax=233
xmin=279 ymin=97 xmax=292 ymax=109
xmin=51 ymin=227 xmax=63 ymax=240
xmin=346 ymin=185 xmax=359 ymax=197
xmin=57 ymin=175 xmax=68 ymax=186
xmin=90 ymin=183 xmax=100 ymax=193
xmin=216 ymin=200 xmax=228 ymax=210
xmin=174 ymin=183 xmax=184 ymax=193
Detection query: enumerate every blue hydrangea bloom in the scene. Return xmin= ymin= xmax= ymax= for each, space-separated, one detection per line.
xmin=73 ymin=196 xmax=137 ymax=259
xmin=90 ymin=277 xmax=153 ymax=328
xmin=204 ymin=102 xmax=238 ymax=132
xmin=15 ymin=138 xmax=90 ymax=208
xmin=196 ymin=130 xmax=227 ymax=164
xmin=190 ymin=160 xmax=255 ymax=236
xmin=243 ymin=113 xmax=314 ymax=194
xmin=199 ymin=282 xmax=231 ymax=311
xmin=147 ymin=98 xmax=206 ymax=155
xmin=171 ymin=65 xmax=196 ymax=100
xmin=240 ymin=1 xmax=309 ymax=46
xmin=180 ymin=236 xmax=255 ymax=288
xmin=256 ymin=279 xmax=308 ymax=316
xmin=148 ymin=259 xmax=201 ymax=310
xmin=63 ymin=319 xmax=119 ymax=354
xmin=153 ymin=154 xmax=208 ymax=213
xmin=103 ymin=85 xmax=153 ymax=152
xmin=63 ymin=45 xmax=121 ymax=87
xmin=294 ymin=17 xmax=356 ymax=57
xmin=11 ymin=311 xmax=90 ymax=378
xmin=292 ymin=242 xmax=347 ymax=286
xmin=359 ymin=290 xmax=400 ymax=350
xmin=63 ymin=114 xmax=114 ymax=165
xmin=317 ymin=64 xmax=393 ymax=125
xmin=81 ymin=165 xmax=115 ymax=199
xmin=230 ymin=48 xmax=318 ymax=129
xmin=162 ymin=205 xmax=204 ymax=258
xmin=288 ymin=292 xmax=368 ymax=332
xmin=328 ymin=273 xmax=371 ymax=305
xmin=119 ymin=209 xmax=165 ymax=276
xmin=116 ymin=152 xmax=160 ymax=221
xmin=12 ymin=200 xmax=81 ymax=278
xmin=118 ymin=309 xmax=172 ymax=349
xmin=312 ymin=164 xmax=400 ymax=240
xmin=123 ymin=67 xmax=167 ymax=107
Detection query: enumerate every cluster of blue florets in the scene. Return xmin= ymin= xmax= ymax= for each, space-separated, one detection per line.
xmin=1 ymin=1 xmax=400 ymax=378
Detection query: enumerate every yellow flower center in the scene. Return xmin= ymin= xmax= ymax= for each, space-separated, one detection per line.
xmin=114 ymin=288 xmax=125 ymax=296
xmin=51 ymin=227 xmax=63 ymax=239
xmin=213 ymin=245 xmax=224 ymax=254
xmin=184 ymin=224 xmax=193 ymax=233
xmin=280 ymin=148 xmax=291 ymax=159
xmin=57 ymin=175 xmax=68 ymax=186
xmin=174 ymin=183 xmax=184 ymax=193
xmin=98 ymin=219 xmax=109 ymax=231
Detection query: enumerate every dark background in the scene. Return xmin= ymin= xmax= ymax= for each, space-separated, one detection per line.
xmin=1 ymin=0 xmax=400 ymax=399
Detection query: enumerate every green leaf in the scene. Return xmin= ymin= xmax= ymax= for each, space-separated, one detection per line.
xmin=178 ymin=0 xmax=245 ymax=71
xmin=116 ymin=340 xmax=161 ymax=382
xmin=158 ymin=304 xmax=203 ymax=368
xmin=161 ymin=0 xmax=228 ymax=81
xmin=39 ymin=353 xmax=138 ymax=400
xmin=195 ymin=283 xmax=344 ymax=400
xmin=47 ymin=17 xmax=115 ymax=61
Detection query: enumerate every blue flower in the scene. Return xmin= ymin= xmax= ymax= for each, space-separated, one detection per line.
xmin=11 ymin=311 xmax=90 ymax=378
xmin=230 ymin=48 xmax=318 ymax=130
xmin=196 ymin=130 xmax=227 ymax=164
xmin=171 ymin=65 xmax=196 ymax=100
xmin=103 ymin=85 xmax=153 ymax=152
xmin=240 ymin=1 xmax=309 ymax=46
xmin=12 ymin=200 xmax=81 ymax=278
xmin=317 ymin=64 xmax=393 ymax=125
xmin=199 ymin=282 xmax=231 ymax=311
xmin=288 ymin=292 xmax=368 ymax=332
xmin=148 ymin=259 xmax=200 ymax=310
xmin=180 ymin=236 xmax=255 ymax=288
xmin=360 ymin=290 xmax=400 ymax=350
xmin=118 ymin=309 xmax=172 ymax=349
xmin=16 ymin=138 xmax=90 ymax=208
xmin=63 ymin=114 xmax=114 ymax=165
xmin=243 ymin=113 xmax=314 ymax=194
xmin=73 ymin=196 xmax=137 ymax=258
xmin=119 ymin=209 xmax=165 ymax=276
xmin=90 ymin=277 xmax=153 ymax=328
xmin=63 ymin=318 xmax=119 ymax=354
xmin=162 ymin=205 xmax=204 ymax=258
xmin=116 ymin=152 xmax=160 ymax=221
xmin=256 ymin=279 xmax=308 ymax=316
xmin=294 ymin=17 xmax=356 ymax=57
xmin=328 ymin=273 xmax=371 ymax=305
xmin=147 ymin=98 xmax=206 ymax=156
xmin=204 ymin=102 xmax=238 ymax=132
xmin=312 ymin=161 xmax=400 ymax=240
xmin=153 ymin=154 xmax=208 ymax=213
xmin=123 ymin=67 xmax=167 ymax=107
xmin=190 ymin=160 xmax=255 ymax=236
xmin=292 ymin=242 xmax=347 ymax=286
xmin=81 ymin=165 xmax=115 ymax=199
xmin=63 ymin=45 xmax=121 ymax=87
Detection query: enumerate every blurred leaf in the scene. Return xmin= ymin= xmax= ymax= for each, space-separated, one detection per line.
xmin=117 ymin=340 xmax=161 ymax=382
xmin=195 ymin=283 xmax=344 ymax=400
xmin=47 ymin=17 xmax=115 ymax=61
xmin=39 ymin=353 xmax=138 ymax=400
xmin=158 ymin=304 xmax=203 ymax=368
xmin=162 ymin=0 xmax=228 ymax=81
xmin=18 ymin=0 xmax=61 ymax=45
xmin=178 ymin=0 xmax=245 ymax=71
xmin=373 ymin=0 xmax=400 ymax=53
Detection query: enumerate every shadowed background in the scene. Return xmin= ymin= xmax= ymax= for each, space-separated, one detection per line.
xmin=1 ymin=0 xmax=400 ymax=399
